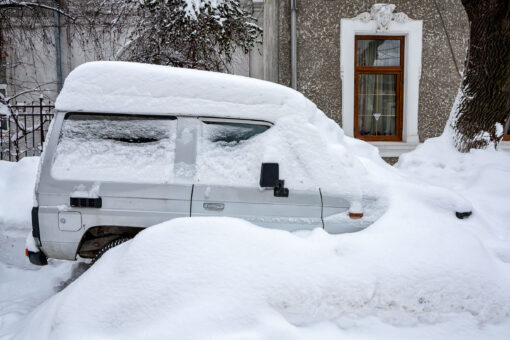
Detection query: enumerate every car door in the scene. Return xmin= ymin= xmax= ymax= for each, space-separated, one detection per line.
xmin=192 ymin=184 xmax=322 ymax=232
xmin=190 ymin=118 xmax=323 ymax=231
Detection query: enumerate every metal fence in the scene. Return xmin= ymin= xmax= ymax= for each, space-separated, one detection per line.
xmin=0 ymin=98 xmax=54 ymax=161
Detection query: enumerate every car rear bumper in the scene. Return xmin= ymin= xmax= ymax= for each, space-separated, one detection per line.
xmin=28 ymin=250 xmax=48 ymax=266
xmin=29 ymin=207 xmax=48 ymax=266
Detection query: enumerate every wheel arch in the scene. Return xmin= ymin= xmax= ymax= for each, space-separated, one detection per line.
xmin=76 ymin=225 xmax=144 ymax=258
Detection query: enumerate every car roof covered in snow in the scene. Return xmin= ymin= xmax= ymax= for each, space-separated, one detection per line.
xmin=55 ymin=61 xmax=318 ymax=122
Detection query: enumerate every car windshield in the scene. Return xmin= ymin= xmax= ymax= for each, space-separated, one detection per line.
xmin=51 ymin=113 xmax=177 ymax=183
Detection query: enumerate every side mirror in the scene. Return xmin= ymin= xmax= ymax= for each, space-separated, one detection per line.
xmin=260 ymin=163 xmax=289 ymax=197
xmin=260 ymin=163 xmax=280 ymax=188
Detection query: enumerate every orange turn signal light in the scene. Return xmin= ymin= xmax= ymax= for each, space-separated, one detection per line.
xmin=349 ymin=212 xmax=363 ymax=219
xmin=25 ymin=248 xmax=29 ymax=257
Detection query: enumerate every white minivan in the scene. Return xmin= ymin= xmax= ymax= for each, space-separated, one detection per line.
xmin=27 ymin=62 xmax=373 ymax=265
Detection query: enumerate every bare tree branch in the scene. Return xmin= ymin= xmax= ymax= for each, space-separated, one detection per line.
xmin=0 ymin=0 xmax=75 ymax=20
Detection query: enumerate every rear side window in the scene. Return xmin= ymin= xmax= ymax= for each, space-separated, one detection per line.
xmin=203 ymin=122 xmax=269 ymax=144
xmin=52 ymin=114 xmax=177 ymax=183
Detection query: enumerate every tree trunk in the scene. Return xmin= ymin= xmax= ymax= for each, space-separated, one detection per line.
xmin=449 ymin=0 xmax=510 ymax=152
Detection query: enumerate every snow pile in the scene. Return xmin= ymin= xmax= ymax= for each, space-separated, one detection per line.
xmin=12 ymin=212 xmax=510 ymax=339
xmin=1 ymin=136 xmax=510 ymax=338
xmin=0 ymin=158 xmax=38 ymax=225
xmin=9 ymin=134 xmax=510 ymax=339
xmin=0 ymin=158 xmax=75 ymax=334
xmin=55 ymin=62 xmax=318 ymax=122
xmin=397 ymin=134 xmax=510 ymax=263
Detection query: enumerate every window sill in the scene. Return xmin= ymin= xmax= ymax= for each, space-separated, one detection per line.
xmin=499 ymin=141 xmax=510 ymax=151
xmin=371 ymin=140 xmax=510 ymax=157
xmin=369 ymin=141 xmax=420 ymax=157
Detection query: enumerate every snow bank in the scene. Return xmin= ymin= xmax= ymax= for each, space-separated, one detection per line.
xmin=397 ymin=134 xmax=510 ymax=263
xmin=12 ymin=211 xmax=510 ymax=339
xmin=1 ymin=135 xmax=510 ymax=338
xmin=0 ymin=158 xmax=38 ymax=225
xmin=55 ymin=62 xmax=318 ymax=122
xmin=0 ymin=157 xmax=75 ymax=334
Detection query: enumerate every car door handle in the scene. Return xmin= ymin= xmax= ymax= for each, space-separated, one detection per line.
xmin=203 ymin=202 xmax=225 ymax=211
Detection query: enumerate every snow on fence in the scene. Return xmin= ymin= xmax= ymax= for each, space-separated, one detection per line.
xmin=0 ymin=98 xmax=54 ymax=162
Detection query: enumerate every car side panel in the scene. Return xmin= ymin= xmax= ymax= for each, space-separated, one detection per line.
xmin=191 ymin=184 xmax=323 ymax=231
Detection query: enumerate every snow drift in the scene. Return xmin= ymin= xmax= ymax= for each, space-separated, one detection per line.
xmin=13 ymin=207 xmax=510 ymax=339
xmin=0 ymin=157 xmax=38 ymax=225
xmin=2 ymin=136 xmax=510 ymax=339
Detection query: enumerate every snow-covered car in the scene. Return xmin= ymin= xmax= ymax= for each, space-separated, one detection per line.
xmin=28 ymin=61 xmax=374 ymax=265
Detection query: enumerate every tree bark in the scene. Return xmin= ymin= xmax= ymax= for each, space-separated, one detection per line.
xmin=449 ymin=0 xmax=510 ymax=152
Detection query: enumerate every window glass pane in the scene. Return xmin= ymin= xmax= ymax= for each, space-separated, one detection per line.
xmin=357 ymin=39 xmax=400 ymax=66
xmin=505 ymin=118 xmax=510 ymax=136
xmin=52 ymin=114 xmax=177 ymax=183
xmin=358 ymin=74 xmax=397 ymax=137
xmin=196 ymin=121 xmax=270 ymax=185
xmin=203 ymin=122 xmax=269 ymax=145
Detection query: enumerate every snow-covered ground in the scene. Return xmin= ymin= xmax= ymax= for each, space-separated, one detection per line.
xmin=1 ymin=132 xmax=510 ymax=339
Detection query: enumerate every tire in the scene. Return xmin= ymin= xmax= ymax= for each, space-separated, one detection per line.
xmin=91 ymin=237 xmax=130 ymax=265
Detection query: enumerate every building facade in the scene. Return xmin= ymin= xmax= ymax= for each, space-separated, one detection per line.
xmin=261 ymin=0 xmax=510 ymax=156
xmin=2 ymin=0 xmax=510 ymax=159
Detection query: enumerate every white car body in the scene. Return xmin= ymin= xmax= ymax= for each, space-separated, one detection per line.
xmin=29 ymin=62 xmax=369 ymax=264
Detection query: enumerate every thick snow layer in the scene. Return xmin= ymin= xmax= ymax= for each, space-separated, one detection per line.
xmin=0 ymin=158 xmax=38 ymax=225
xmin=54 ymin=65 xmax=368 ymax=202
xmin=1 ymin=132 xmax=510 ymax=339
xmin=0 ymin=158 xmax=75 ymax=334
xmin=397 ymin=133 xmax=510 ymax=263
xmin=193 ymin=115 xmax=367 ymax=199
xmin=55 ymin=62 xmax=318 ymax=123
xmin=10 ymin=214 xmax=510 ymax=339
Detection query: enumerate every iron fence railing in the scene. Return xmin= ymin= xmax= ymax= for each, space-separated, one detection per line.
xmin=0 ymin=98 xmax=54 ymax=161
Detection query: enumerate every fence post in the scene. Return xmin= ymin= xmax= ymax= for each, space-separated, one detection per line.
xmin=39 ymin=95 xmax=45 ymax=148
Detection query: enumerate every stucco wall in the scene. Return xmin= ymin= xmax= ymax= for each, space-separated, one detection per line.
xmin=278 ymin=0 xmax=469 ymax=141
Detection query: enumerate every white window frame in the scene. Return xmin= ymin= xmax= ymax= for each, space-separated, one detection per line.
xmin=340 ymin=5 xmax=422 ymax=157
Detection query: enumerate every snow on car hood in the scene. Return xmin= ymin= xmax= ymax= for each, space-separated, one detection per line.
xmin=55 ymin=61 xmax=318 ymax=122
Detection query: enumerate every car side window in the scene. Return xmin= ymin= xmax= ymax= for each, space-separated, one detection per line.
xmin=195 ymin=119 xmax=271 ymax=186
xmin=52 ymin=113 xmax=177 ymax=183
xmin=203 ymin=122 xmax=270 ymax=144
